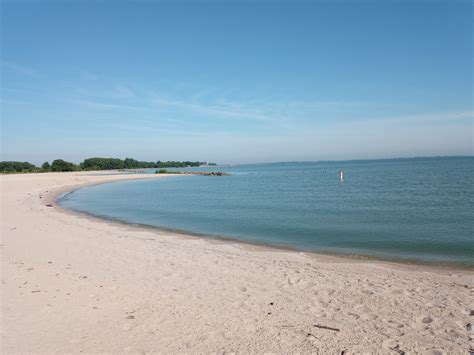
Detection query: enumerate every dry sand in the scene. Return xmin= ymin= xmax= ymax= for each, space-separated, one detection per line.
xmin=1 ymin=171 xmax=472 ymax=354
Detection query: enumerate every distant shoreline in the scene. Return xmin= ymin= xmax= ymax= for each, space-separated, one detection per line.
xmin=225 ymin=154 xmax=473 ymax=166
xmin=2 ymin=154 xmax=472 ymax=175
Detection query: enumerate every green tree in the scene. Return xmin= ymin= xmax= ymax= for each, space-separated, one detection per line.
xmin=81 ymin=157 xmax=125 ymax=170
xmin=124 ymin=158 xmax=140 ymax=169
xmin=51 ymin=159 xmax=76 ymax=172
xmin=0 ymin=161 xmax=36 ymax=173
xmin=42 ymin=161 xmax=51 ymax=170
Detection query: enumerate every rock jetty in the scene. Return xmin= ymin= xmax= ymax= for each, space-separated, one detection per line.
xmin=155 ymin=170 xmax=230 ymax=176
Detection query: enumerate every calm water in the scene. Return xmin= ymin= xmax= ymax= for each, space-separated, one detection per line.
xmin=59 ymin=157 xmax=474 ymax=266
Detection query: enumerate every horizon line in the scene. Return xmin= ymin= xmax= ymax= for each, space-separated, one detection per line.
xmin=1 ymin=154 xmax=472 ymax=167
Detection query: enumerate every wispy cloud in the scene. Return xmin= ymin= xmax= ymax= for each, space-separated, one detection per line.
xmin=149 ymin=95 xmax=277 ymax=122
xmin=72 ymin=99 xmax=147 ymax=112
xmin=0 ymin=98 xmax=31 ymax=105
xmin=1 ymin=61 xmax=40 ymax=78
xmin=358 ymin=111 xmax=474 ymax=125
xmin=66 ymin=80 xmax=473 ymax=135
xmin=111 ymin=85 xmax=136 ymax=99
xmin=71 ymin=86 xmax=282 ymax=123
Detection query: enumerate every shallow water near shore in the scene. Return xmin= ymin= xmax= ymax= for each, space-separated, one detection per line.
xmin=58 ymin=157 xmax=474 ymax=266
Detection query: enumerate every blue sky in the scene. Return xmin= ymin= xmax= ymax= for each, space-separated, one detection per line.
xmin=1 ymin=0 xmax=472 ymax=164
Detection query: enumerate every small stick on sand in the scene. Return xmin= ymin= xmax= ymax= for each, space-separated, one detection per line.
xmin=313 ymin=324 xmax=340 ymax=332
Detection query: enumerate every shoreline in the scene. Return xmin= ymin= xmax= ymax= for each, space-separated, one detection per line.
xmin=2 ymin=171 xmax=473 ymax=353
xmin=53 ymin=176 xmax=472 ymax=272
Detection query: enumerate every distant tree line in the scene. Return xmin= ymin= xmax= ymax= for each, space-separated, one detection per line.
xmin=0 ymin=161 xmax=38 ymax=173
xmin=0 ymin=158 xmax=215 ymax=173
xmin=80 ymin=158 xmax=212 ymax=170
xmin=0 ymin=160 xmax=81 ymax=173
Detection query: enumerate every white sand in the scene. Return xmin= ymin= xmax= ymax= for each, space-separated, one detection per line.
xmin=1 ymin=171 xmax=472 ymax=354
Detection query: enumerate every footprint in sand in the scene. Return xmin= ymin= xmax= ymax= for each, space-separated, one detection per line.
xmin=382 ymin=339 xmax=399 ymax=351
xmin=418 ymin=315 xmax=433 ymax=324
xmin=324 ymin=289 xmax=335 ymax=296
xmin=423 ymin=350 xmax=445 ymax=355
xmin=347 ymin=312 xmax=360 ymax=320
xmin=412 ymin=315 xmax=434 ymax=330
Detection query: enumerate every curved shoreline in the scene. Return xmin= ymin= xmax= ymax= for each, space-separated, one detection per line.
xmin=51 ymin=173 xmax=472 ymax=271
xmin=2 ymin=171 xmax=473 ymax=353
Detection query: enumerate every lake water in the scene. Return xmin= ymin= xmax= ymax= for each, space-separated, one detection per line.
xmin=58 ymin=157 xmax=474 ymax=266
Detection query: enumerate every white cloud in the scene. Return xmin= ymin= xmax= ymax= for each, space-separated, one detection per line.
xmin=111 ymin=85 xmax=136 ymax=99
xmin=1 ymin=61 xmax=39 ymax=77
xmin=149 ymin=95 xmax=277 ymax=122
xmin=72 ymin=99 xmax=146 ymax=111
xmin=358 ymin=111 xmax=474 ymax=125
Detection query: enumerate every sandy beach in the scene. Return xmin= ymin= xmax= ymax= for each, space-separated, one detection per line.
xmin=1 ymin=171 xmax=472 ymax=354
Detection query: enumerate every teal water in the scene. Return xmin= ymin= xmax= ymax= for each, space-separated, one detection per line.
xmin=59 ymin=157 xmax=474 ymax=266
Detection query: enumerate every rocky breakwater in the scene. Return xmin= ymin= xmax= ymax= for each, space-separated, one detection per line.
xmin=155 ymin=169 xmax=231 ymax=176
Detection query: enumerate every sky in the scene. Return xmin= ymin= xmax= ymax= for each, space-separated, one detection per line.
xmin=1 ymin=0 xmax=472 ymax=165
